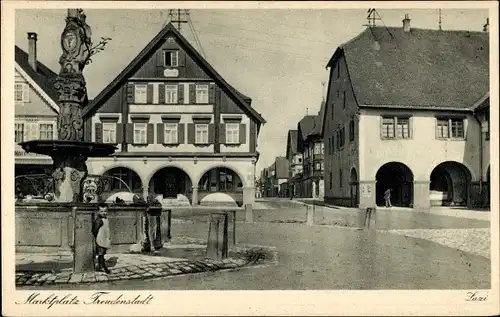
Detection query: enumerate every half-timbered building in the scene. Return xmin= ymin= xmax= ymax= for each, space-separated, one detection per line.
xmin=82 ymin=23 xmax=265 ymax=207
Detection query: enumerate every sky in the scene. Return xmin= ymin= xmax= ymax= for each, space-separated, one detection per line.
xmin=14 ymin=7 xmax=489 ymax=175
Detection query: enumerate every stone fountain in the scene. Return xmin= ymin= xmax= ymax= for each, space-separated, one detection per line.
xmin=16 ymin=9 xmax=158 ymax=273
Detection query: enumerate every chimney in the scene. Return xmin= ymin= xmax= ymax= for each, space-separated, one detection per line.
xmin=402 ymin=14 xmax=411 ymax=32
xmin=27 ymin=32 xmax=38 ymax=72
xmin=483 ymin=18 xmax=489 ymax=32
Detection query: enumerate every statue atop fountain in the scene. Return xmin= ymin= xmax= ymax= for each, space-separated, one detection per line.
xmin=20 ymin=8 xmax=114 ymax=203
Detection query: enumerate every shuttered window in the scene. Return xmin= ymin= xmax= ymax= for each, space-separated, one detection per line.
xmin=164 ymin=123 xmax=178 ymax=144
xmin=165 ymin=85 xmax=178 ymax=104
xmin=102 ymin=122 xmax=116 ymax=144
xmin=133 ymin=123 xmax=147 ymax=144
xmin=225 ymin=123 xmax=239 ymax=144
xmin=134 ymin=84 xmax=147 ymax=104
xmin=196 ymin=84 xmax=209 ymax=103
xmin=195 ymin=124 xmax=209 ymax=144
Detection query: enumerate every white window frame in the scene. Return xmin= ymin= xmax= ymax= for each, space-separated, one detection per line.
xmin=314 ymin=143 xmax=321 ymax=155
xmin=225 ymin=123 xmax=240 ymax=144
xmin=164 ymin=123 xmax=178 ymax=144
xmin=164 ymin=50 xmax=178 ymax=67
xmin=15 ymin=123 xmax=24 ymax=142
xmin=39 ymin=123 xmax=54 ymax=140
xmin=102 ymin=122 xmax=117 ymax=144
xmin=15 ymin=83 xmax=29 ymax=102
xmin=196 ymin=84 xmax=209 ymax=104
xmin=165 ymin=85 xmax=178 ymax=104
xmin=133 ymin=123 xmax=147 ymax=144
xmin=195 ymin=124 xmax=209 ymax=144
xmin=134 ymin=84 xmax=148 ymax=104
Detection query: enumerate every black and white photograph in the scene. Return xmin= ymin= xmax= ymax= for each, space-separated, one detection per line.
xmin=2 ymin=1 xmax=498 ymax=316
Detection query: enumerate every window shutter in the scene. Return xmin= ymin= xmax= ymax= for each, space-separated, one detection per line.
xmin=178 ymin=51 xmax=186 ymax=67
xmin=30 ymin=123 xmax=38 ymax=140
xmin=116 ymin=123 xmax=123 ymax=143
xmin=178 ymin=84 xmax=184 ymax=104
xmin=94 ymin=123 xmax=102 ymax=143
xmin=126 ymin=84 xmax=135 ymax=103
xmin=158 ymin=84 xmax=165 ymax=104
xmin=126 ymin=123 xmax=134 ymax=143
xmin=208 ymin=124 xmax=215 ymax=143
xmin=147 ymin=84 xmax=154 ymax=104
xmin=209 ymin=83 xmax=215 ymax=104
xmin=178 ymin=123 xmax=185 ymax=144
xmin=147 ymin=123 xmax=154 ymax=144
xmin=219 ymin=124 xmax=226 ymax=144
xmin=239 ymin=124 xmax=246 ymax=144
xmin=189 ymin=84 xmax=195 ymax=104
xmin=187 ymin=123 xmax=195 ymax=144
xmin=156 ymin=123 xmax=164 ymax=144
xmin=156 ymin=50 xmax=164 ymax=66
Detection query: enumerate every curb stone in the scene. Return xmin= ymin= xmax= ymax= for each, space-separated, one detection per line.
xmin=16 ymin=248 xmax=278 ymax=286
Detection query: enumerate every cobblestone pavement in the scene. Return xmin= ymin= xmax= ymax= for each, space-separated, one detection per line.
xmin=382 ymin=228 xmax=490 ymax=259
xmin=16 ymin=243 xmax=278 ymax=287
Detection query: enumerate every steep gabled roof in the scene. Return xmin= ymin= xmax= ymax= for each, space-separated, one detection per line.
xmin=285 ymin=129 xmax=298 ymax=158
xmin=15 ymin=45 xmax=59 ymax=112
xmin=472 ymin=92 xmax=489 ymax=112
xmin=82 ymin=23 xmax=265 ymax=124
xmin=298 ymin=115 xmax=317 ymax=141
xmin=327 ymin=26 xmax=489 ymax=110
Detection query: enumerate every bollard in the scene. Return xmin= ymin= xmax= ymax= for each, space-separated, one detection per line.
xmin=72 ymin=206 xmax=95 ymax=273
xmin=227 ymin=210 xmax=236 ymax=249
xmin=206 ymin=213 xmax=229 ymax=260
xmin=306 ymin=205 xmax=314 ymax=226
xmin=364 ymin=207 xmax=376 ymax=229
xmin=245 ymin=203 xmax=253 ymax=223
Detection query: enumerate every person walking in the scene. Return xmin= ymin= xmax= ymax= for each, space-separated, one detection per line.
xmin=384 ymin=188 xmax=392 ymax=208
xmin=92 ymin=203 xmax=111 ymax=273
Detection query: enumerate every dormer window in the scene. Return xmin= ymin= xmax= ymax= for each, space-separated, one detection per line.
xmin=164 ymin=50 xmax=178 ymax=67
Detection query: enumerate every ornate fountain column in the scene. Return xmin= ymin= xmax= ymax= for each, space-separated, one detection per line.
xmin=52 ymin=9 xmax=92 ymax=203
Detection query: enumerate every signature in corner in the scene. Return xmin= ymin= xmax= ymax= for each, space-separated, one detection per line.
xmin=465 ymin=291 xmax=488 ymax=301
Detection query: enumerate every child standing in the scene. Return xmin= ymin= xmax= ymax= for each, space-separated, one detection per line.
xmin=92 ymin=203 xmax=111 ymax=273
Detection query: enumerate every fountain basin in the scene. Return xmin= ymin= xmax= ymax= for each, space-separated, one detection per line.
xmin=19 ymin=140 xmax=117 ymax=157
xmin=15 ymin=202 xmax=159 ymax=253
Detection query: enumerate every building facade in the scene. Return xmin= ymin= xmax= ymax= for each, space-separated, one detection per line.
xmin=297 ymin=106 xmax=325 ymax=199
xmin=15 ymin=33 xmax=59 ymax=177
xmin=322 ymin=16 xmax=489 ymax=209
xmin=285 ymin=130 xmax=303 ymax=197
xmin=81 ymin=23 xmax=265 ymax=207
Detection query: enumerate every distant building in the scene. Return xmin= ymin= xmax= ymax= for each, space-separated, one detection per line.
xmin=81 ymin=23 xmax=265 ymax=207
xmin=285 ymin=129 xmax=303 ymax=197
xmin=274 ymin=157 xmax=290 ymax=197
xmin=321 ymin=15 xmax=489 ymax=209
xmin=297 ymin=103 xmax=325 ymax=199
xmin=15 ymin=33 xmax=59 ymax=177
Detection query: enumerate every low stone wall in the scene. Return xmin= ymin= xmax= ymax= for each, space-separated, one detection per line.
xmin=15 ymin=204 xmax=146 ymax=253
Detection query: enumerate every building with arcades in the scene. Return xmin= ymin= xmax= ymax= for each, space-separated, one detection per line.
xmin=81 ymin=23 xmax=265 ymax=207
xmin=321 ymin=15 xmax=490 ymax=209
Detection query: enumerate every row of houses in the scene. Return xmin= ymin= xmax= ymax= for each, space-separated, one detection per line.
xmin=14 ymin=23 xmax=266 ymax=207
xmin=261 ymin=15 xmax=491 ymax=209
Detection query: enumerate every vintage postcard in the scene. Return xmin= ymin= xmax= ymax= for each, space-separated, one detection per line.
xmin=1 ymin=1 xmax=499 ymax=316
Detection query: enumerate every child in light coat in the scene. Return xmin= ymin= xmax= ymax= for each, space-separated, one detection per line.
xmin=92 ymin=203 xmax=111 ymax=273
